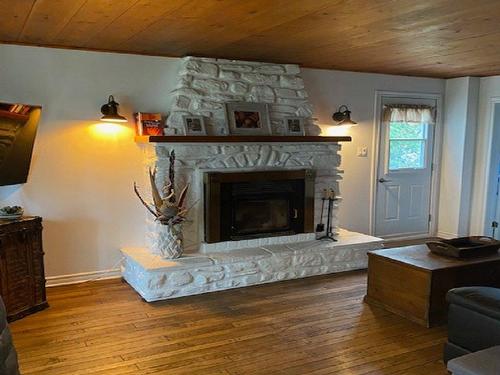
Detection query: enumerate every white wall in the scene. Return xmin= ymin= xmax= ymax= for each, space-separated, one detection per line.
xmin=486 ymin=104 xmax=500 ymax=238
xmin=0 ymin=45 xmax=179 ymax=278
xmin=0 ymin=45 xmax=444 ymax=278
xmin=437 ymin=77 xmax=479 ymax=238
xmin=470 ymin=76 xmax=500 ymax=235
xmin=301 ymin=69 xmax=444 ymax=234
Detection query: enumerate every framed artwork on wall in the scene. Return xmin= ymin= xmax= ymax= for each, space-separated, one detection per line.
xmin=182 ymin=115 xmax=207 ymax=135
xmin=225 ymin=102 xmax=271 ymax=135
xmin=284 ymin=117 xmax=305 ymax=136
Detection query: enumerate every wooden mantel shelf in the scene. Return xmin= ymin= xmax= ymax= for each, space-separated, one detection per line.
xmin=135 ymin=135 xmax=352 ymax=143
xmin=0 ymin=109 xmax=29 ymax=122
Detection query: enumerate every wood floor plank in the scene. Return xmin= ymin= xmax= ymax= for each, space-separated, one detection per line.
xmin=10 ymin=271 xmax=448 ymax=374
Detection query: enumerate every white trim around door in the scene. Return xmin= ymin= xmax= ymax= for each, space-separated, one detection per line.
xmin=369 ymin=90 xmax=443 ymax=239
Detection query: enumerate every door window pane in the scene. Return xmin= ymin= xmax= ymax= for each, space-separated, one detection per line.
xmin=389 ymin=140 xmax=426 ymax=169
xmin=389 ymin=122 xmax=426 ymax=139
xmin=388 ymin=121 xmax=427 ymax=170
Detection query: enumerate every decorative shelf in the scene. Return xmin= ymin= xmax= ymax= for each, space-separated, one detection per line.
xmin=135 ymin=135 xmax=352 ymax=143
xmin=0 ymin=110 xmax=29 ymax=122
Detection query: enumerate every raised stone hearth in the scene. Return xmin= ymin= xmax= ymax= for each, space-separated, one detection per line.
xmin=122 ymin=229 xmax=383 ymax=302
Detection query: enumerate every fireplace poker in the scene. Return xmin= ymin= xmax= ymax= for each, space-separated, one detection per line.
xmin=318 ymin=189 xmax=337 ymax=242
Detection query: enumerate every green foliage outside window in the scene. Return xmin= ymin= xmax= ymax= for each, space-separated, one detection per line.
xmin=388 ymin=122 xmax=427 ymax=170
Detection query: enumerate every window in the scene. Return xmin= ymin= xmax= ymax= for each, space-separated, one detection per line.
xmin=388 ymin=121 xmax=428 ymax=170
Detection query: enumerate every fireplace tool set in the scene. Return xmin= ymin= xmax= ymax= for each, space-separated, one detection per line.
xmin=316 ymin=188 xmax=338 ymax=241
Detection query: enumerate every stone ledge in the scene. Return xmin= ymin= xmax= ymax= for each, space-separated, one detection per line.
xmin=200 ymin=232 xmax=316 ymax=253
xmin=121 ymin=229 xmax=383 ymax=302
xmin=121 ymin=250 xmax=213 ymax=271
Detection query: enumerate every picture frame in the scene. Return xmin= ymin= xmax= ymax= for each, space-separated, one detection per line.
xmin=182 ymin=115 xmax=207 ymax=136
xmin=225 ymin=102 xmax=271 ymax=135
xmin=284 ymin=117 xmax=305 ymax=136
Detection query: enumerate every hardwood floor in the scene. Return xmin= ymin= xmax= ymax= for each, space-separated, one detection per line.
xmin=10 ymin=271 xmax=448 ymax=374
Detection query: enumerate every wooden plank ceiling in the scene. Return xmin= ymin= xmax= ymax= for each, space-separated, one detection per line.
xmin=1 ymin=0 xmax=499 ymax=78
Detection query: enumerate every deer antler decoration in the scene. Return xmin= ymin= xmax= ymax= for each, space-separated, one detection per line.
xmin=134 ymin=150 xmax=190 ymax=225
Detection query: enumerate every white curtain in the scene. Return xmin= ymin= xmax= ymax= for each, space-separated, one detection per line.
xmin=383 ymin=104 xmax=435 ymax=124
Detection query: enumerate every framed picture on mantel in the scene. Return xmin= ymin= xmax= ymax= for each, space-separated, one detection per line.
xmin=225 ymin=102 xmax=271 ymax=135
xmin=182 ymin=115 xmax=207 ymax=136
xmin=284 ymin=117 xmax=305 ymax=136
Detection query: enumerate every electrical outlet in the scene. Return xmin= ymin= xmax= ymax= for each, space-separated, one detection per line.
xmin=356 ymin=146 xmax=368 ymax=157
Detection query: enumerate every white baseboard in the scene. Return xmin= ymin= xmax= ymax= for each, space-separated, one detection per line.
xmin=436 ymin=231 xmax=457 ymax=239
xmin=46 ymin=268 xmax=121 ymax=287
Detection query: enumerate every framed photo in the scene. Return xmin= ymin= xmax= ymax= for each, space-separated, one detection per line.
xmin=225 ymin=102 xmax=271 ymax=135
xmin=284 ymin=117 xmax=305 ymax=136
xmin=182 ymin=115 xmax=207 ymax=136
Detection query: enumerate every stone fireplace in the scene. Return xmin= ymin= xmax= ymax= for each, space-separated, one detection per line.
xmin=120 ymin=57 xmax=383 ymax=302
xmin=144 ymin=141 xmax=341 ymax=254
xmin=165 ymin=56 xmax=320 ymax=137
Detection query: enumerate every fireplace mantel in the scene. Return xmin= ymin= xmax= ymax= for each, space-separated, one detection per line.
xmin=135 ymin=135 xmax=352 ymax=144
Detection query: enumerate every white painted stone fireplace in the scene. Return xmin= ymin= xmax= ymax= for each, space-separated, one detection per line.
xmin=121 ymin=57 xmax=383 ymax=302
xmin=165 ymin=56 xmax=320 ymax=136
xmin=145 ymin=141 xmax=343 ymax=253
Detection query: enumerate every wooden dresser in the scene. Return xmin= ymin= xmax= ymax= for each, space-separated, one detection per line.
xmin=0 ymin=217 xmax=48 ymax=322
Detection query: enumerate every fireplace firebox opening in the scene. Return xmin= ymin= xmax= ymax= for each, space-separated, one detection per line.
xmin=204 ymin=169 xmax=315 ymax=243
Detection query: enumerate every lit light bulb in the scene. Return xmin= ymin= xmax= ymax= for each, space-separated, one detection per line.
xmin=90 ymin=122 xmax=131 ymax=138
xmin=319 ymin=124 xmax=355 ymax=137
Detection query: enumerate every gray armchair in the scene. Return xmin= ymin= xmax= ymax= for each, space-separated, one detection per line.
xmin=444 ymin=287 xmax=500 ymax=363
xmin=0 ymin=297 xmax=20 ymax=375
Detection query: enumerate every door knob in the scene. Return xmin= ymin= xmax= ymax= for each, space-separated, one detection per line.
xmin=378 ymin=178 xmax=392 ymax=183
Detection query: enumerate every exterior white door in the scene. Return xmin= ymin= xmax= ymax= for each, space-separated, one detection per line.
xmin=374 ymin=98 xmax=436 ymax=238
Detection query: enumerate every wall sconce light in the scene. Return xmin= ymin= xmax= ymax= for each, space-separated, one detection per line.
xmin=332 ymin=105 xmax=357 ymax=126
xmin=100 ymin=95 xmax=127 ymax=123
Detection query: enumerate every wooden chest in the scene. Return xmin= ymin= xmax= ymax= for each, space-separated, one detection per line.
xmin=365 ymin=245 xmax=500 ymax=327
xmin=0 ymin=217 xmax=48 ymax=322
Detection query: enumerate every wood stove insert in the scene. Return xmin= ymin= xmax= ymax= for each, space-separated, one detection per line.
xmin=204 ymin=169 xmax=315 ymax=243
